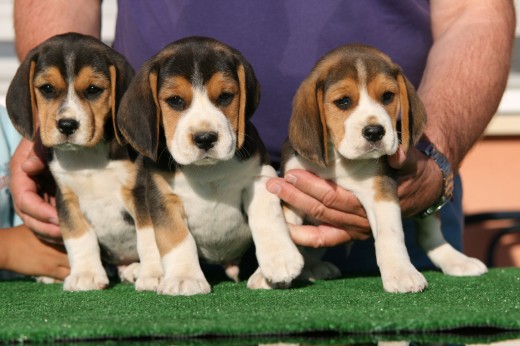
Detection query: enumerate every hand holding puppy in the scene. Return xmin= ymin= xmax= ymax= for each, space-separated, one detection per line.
xmin=9 ymin=137 xmax=61 ymax=239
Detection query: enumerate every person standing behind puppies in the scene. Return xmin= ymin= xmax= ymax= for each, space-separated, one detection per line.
xmin=10 ymin=0 xmax=515 ymax=274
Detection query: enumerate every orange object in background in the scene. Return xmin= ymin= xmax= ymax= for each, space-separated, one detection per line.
xmin=461 ymin=137 xmax=520 ymax=267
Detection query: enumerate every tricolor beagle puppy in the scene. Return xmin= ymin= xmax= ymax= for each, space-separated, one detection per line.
xmin=282 ymin=44 xmax=487 ymax=293
xmin=6 ymin=33 xmax=163 ymax=291
xmin=117 ymin=36 xmax=304 ymax=295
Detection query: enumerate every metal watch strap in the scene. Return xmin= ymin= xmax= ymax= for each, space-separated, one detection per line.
xmin=416 ymin=139 xmax=454 ymax=218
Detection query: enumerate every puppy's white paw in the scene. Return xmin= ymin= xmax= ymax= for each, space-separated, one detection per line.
xmin=259 ymin=245 xmax=304 ymax=285
xmin=118 ymin=263 xmax=140 ymax=283
xmin=247 ymin=267 xmax=290 ymax=290
xmin=135 ymin=265 xmax=163 ymax=292
xmin=441 ymin=255 xmax=488 ymax=276
xmin=135 ymin=274 xmax=162 ymax=292
xmin=36 ymin=276 xmax=62 ymax=284
xmin=64 ymin=271 xmax=109 ymax=291
xmin=157 ymin=275 xmax=211 ymax=296
xmin=298 ymin=260 xmax=342 ymax=281
xmin=247 ymin=268 xmax=272 ymax=289
xmin=381 ymin=265 xmax=427 ymax=293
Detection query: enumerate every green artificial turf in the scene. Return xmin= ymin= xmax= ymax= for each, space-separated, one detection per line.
xmin=0 ymin=268 xmax=519 ymax=344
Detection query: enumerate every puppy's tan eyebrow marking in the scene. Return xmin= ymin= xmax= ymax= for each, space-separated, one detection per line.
xmin=205 ymin=72 xmax=238 ymax=99
xmin=159 ymin=76 xmax=194 ymax=106
xmin=34 ymin=66 xmax=67 ymax=90
xmin=75 ymin=66 xmax=110 ymax=92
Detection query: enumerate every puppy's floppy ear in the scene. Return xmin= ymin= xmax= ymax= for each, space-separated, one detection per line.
xmin=236 ymin=61 xmax=260 ymax=148
xmin=109 ymin=56 xmax=135 ymax=144
xmin=288 ymin=77 xmax=328 ymax=167
xmin=397 ymin=72 xmax=427 ymax=154
xmin=6 ymin=50 xmax=39 ymax=140
xmin=117 ymin=60 xmax=161 ymax=160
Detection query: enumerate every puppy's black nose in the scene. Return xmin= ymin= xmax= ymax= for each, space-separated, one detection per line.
xmin=193 ymin=131 xmax=218 ymax=150
xmin=57 ymin=119 xmax=79 ymax=136
xmin=362 ymin=125 xmax=385 ymax=142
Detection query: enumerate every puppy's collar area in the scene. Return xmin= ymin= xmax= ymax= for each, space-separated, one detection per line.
xmin=416 ymin=138 xmax=454 ymax=218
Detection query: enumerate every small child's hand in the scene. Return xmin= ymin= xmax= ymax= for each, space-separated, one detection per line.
xmin=0 ymin=225 xmax=69 ymax=280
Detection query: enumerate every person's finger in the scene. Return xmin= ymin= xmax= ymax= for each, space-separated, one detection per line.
xmin=11 ymin=188 xmax=60 ymax=238
xmin=52 ymin=266 xmax=71 ymax=281
xmin=283 ymin=169 xmax=366 ymax=216
xmin=267 ymin=177 xmax=370 ymax=230
xmin=15 ymin=187 xmax=61 ymax=238
xmin=43 ymin=243 xmax=70 ymax=279
xmin=10 ymin=140 xmax=60 ymax=238
xmin=22 ymin=216 xmax=61 ymax=239
xmin=21 ymin=153 xmax=48 ymax=175
xmin=288 ymin=223 xmax=354 ymax=247
xmin=388 ymin=145 xmax=407 ymax=169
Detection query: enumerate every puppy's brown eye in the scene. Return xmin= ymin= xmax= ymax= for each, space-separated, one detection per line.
xmin=217 ymin=92 xmax=234 ymax=107
xmin=166 ymin=96 xmax=185 ymax=111
xmin=38 ymin=84 xmax=56 ymax=98
xmin=334 ymin=96 xmax=352 ymax=110
xmin=382 ymin=92 xmax=395 ymax=105
xmin=85 ymin=85 xmax=104 ymax=100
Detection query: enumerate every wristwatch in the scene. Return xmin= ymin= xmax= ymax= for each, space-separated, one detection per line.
xmin=416 ymin=139 xmax=454 ymax=218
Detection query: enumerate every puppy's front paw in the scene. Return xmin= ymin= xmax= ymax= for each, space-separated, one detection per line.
xmin=135 ymin=274 xmax=162 ymax=292
xmin=135 ymin=266 xmax=163 ymax=292
xmin=259 ymin=245 xmax=304 ymax=286
xmin=441 ymin=255 xmax=488 ymax=277
xmin=157 ymin=276 xmax=211 ymax=296
xmin=247 ymin=267 xmax=290 ymax=290
xmin=64 ymin=271 xmax=109 ymax=291
xmin=381 ymin=265 xmax=427 ymax=293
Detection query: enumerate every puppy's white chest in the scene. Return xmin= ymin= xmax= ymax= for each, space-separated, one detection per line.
xmin=170 ymin=159 xmax=259 ymax=264
xmin=50 ymin=154 xmax=138 ymax=264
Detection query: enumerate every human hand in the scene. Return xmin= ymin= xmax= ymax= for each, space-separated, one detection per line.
xmin=267 ymin=146 xmax=443 ymax=248
xmin=266 ymin=169 xmax=371 ymax=248
xmin=9 ymin=138 xmax=61 ymax=240
xmin=0 ymin=225 xmax=69 ymax=280
xmin=388 ymin=146 xmax=444 ymax=218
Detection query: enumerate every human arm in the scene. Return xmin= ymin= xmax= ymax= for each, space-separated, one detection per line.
xmin=270 ymin=0 xmax=516 ymax=246
xmin=0 ymin=225 xmax=70 ymax=280
xmin=14 ymin=0 xmax=102 ymax=59
xmin=10 ymin=0 xmax=102 ymax=237
xmin=398 ymin=0 xmax=516 ymax=216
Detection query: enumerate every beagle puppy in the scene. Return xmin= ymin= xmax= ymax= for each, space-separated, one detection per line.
xmin=117 ymin=36 xmax=304 ymax=295
xmin=282 ymin=44 xmax=487 ymax=293
xmin=6 ymin=33 xmax=163 ymax=291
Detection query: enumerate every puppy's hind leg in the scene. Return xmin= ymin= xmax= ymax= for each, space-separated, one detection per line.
xmin=415 ymin=215 xmax=487 ymax=276
xmin=297 ymin=247 xmax=342 ymax=281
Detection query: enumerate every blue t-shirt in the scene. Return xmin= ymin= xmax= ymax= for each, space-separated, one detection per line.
xmin=112 ymin=1 xmax=463 ymax=273
xmin=0 ymin=106 xmax=22 ymax=228
xmin=113 ymin=0 xmax=432 ymax=164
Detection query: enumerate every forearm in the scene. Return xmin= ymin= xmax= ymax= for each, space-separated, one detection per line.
xmin=14 ymin=0 xmax=102 ymax=60
xmin=0 ymin=225 xmax=28 ymax=270
xmin=419 ymin=0 xmax=515 ymax=172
